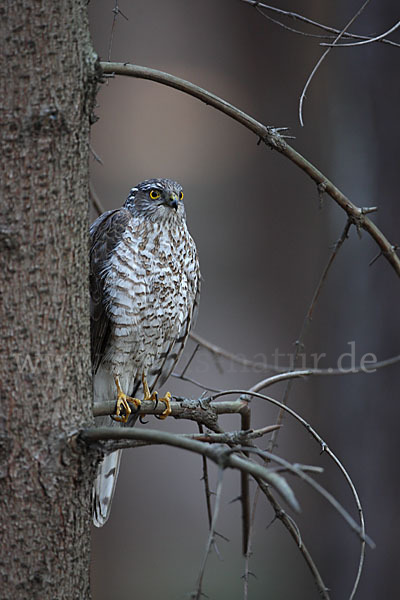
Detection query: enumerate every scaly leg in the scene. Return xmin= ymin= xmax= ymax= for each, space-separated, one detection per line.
xmin=112 ymin=375 xmax=141 ymax=423
xmin=141 ymin=373 xmax=172 ymax=420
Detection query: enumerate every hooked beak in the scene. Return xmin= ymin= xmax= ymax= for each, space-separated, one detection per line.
xmin=164 ymin=194 xmax=178 ymax=210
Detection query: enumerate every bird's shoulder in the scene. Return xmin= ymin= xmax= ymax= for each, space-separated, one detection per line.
xmin=90 ymin=207 xmax=133 ymax=263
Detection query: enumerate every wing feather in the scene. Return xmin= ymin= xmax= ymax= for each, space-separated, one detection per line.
xmin=90 ymin=208 xmax=132 ymax=373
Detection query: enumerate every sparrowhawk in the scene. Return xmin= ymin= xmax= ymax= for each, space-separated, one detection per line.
xmin=90 ymin=178 xmax=200 ymax=526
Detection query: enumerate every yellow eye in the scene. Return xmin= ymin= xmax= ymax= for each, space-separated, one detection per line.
xmin=179 ymin=191 xmax=184 ymax=200
xmin=149 ymin=189 xmax=161 ymax=200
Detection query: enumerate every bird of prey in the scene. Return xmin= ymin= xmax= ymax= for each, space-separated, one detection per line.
xmin=90 ymin=178 xmax=200 ymax=526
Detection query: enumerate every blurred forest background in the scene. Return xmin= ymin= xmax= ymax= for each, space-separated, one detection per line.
xmin=88 ymin=1 xmax=400 ymax=598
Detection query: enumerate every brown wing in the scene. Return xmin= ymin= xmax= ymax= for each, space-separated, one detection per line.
xmin=90 ymin=208 xmax=132 ymax=374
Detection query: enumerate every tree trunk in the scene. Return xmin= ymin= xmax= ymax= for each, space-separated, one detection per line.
xmin=0 ymin=2 xmax=97 ymax=597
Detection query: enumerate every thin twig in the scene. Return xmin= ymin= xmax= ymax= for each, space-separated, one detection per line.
xmin=321 ymin=20 xmax=400 ymax=47
xmin=243 ymin=485 xmax=260 ymax=600
xmin=108 ymin=1 xmax=129 ymax=61
xmin=299 ymin=0 xmax=371 ymax=126
xmin=242 ymin=446 xmax=373 ymax=546
xmin=190 ymin=331 xmax=400 ymax=377
xmin=256 ymin=478 xmax=331 ymax=599
xmin=194 ymin=468 xmax=224 ymax=600
xmin=89 ymin=181 xmax=106 ymax=216
xmin=198 ymin=422 xmax=214 ymax=533
xmin=172 ymin=371 xmax=223 ymax=393
xmin=267 ymin=219 xmax=352 ymax=453
xmin=89 ymin=144 xmax=104 ymax=165
xmin=254 ymin=6 xmax=335 ymax=40
xmin=240 ymin=403 xmax=251 ymax=556
xmin=323 ymin=447 xmax=366 ymax=600
xmin=189 ymin=331 xmax=283 ymax=372
xmin=307 ymin=219 xmax=352 ymax=320
xmin=240 ymin=0 xmax=400 ymax=48
xmin=179 ymin=343 xmax=201 ymax=378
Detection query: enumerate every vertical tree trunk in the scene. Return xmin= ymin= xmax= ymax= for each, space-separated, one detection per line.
xmin=1 ymin=2 xmax=97 ymax=597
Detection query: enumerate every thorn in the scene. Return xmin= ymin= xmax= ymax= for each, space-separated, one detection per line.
xmin=360 ymin=206 xmax=378 ymax=214
xmin=215 ymin=530 xmax=230 ymax=543
xmin=241 ymin=570 xmax=258 ymax=580
xmin=228 ymin=495 xmax=242 ymax=504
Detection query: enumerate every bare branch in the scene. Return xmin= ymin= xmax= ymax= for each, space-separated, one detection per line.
xmin=80 ymin=426 xmax=301 ymax=512
xmin=266 ymin=219 xmax=351 ymax=452
xmin=240 ymin=403 xmax=251 ymax=555
xmin=299 ymin=0 xmax=371 ymax=126
xmin=254 ymin=5 xmax=335 ymax=40
xmin=92 ymin=425 xmax=279 ymax=452
xmin=243 ymin=485 xmax=260 ymax=600
xmin=198 ymin=423 xmax=214 ymax=533
xmin=321 ymin=20 xmax=400 ymax=47
xmin=89 ymin=181 xmax=106 ymax=216
xmin=243 ymin=446 xmax=373 ymax=547
xmin=189 ymin=331 xmax=283 ymax=372
xmin=93 ymin=398 xmax=249 ymax=435
xmin=212 ymin=388 xmax=369 ymax=597
xmin=190 ymin=338 xmax=400 ymax=392
xmin=193 ymin=468 xmax=224 ymax=600
xmin=307 ymin=219 xmax=352 ymax=320
xmin=99 ymin=61 xmax=400 ymax=277
xmin=256 ymin=479 xmax=331 ymax=599
xmin=190 ymin=331 xmax=400 ymax=378
xmin=108 ymin=1 xmax=129 ymax=61
xmin=172 ymin=371 xmax=223 ymax=393
xmin=240 ymin=1 xmax=400 ymax=48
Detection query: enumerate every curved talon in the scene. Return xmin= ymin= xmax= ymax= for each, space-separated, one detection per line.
xmin=153 ymin=392 xmax=159 ymax=412
xmin=112 ymin=392 xmax=132 ymax=424
xmin=113 ymin=375 xmax=141 ymax=423
xmin=141 ymin=374 xmax=172 ymax=420
xmin=157 ymin=392 xmax=172 ymax=420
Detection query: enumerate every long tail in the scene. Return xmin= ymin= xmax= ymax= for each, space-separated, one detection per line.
xmin=92 ymin=449 xmax=122 ymax=527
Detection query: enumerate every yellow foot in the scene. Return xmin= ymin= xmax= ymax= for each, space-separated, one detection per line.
xmin=158 ymin=391 xmax=172 ymax=419
xmin=112 ymin=376 xmax=141 ymax=423
xmin=141 ymin=373 xmax=172 ymax=419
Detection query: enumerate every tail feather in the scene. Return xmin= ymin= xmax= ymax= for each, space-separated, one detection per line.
xmin=92 ymin=449 xmax=122 ymax=527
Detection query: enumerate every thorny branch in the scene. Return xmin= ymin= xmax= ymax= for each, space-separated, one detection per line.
xmin=82 ymin=426 xmax=300 ymax=512
xmin=193 ymin=468 xmax=224 ymax=600
xmin=99 ymin=61 xmax=400 ymax=277
xmin=85 ymin=389 xmax=374 ymax=597
xmin=256 ymin=478 xmax=331 ymax=599
xmin=189 ymin=330 xmax=400 ymax=379
xmin=82 ymin=423 xmax=372 ymax=545
xmin=267 ymin=218 xmax=352 ymax=451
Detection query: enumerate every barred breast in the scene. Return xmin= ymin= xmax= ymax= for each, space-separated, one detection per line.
xmin=102 ymin=215 xmax=198 ymax=392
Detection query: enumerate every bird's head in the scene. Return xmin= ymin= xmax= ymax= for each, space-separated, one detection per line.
xmin=124 ymin=178 xmax=185 ymax=221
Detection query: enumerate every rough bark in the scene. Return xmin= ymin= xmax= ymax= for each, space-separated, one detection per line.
xmin=0 ymin=1 xmax=98 ymax=598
